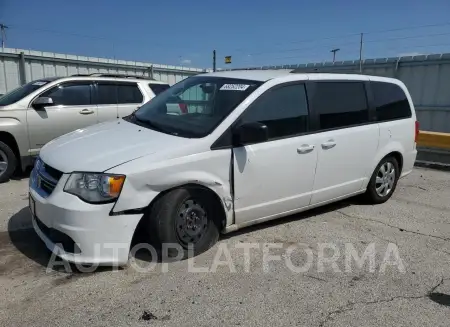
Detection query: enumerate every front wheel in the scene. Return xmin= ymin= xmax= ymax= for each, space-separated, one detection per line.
xmin=145 ymin=187 xmax=221 ymax=260
xmin=0 ymin=141 xmax=17 ymax=183
xmin=364 ymin=156 xmax=400 ymax=204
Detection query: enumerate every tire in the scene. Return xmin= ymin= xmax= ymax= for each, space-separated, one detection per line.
xmin=0 ymin=141 xmax=17 ymax=183
xmin=145 ymin=187 xmax=221 ymax=260
xmin=364 ymin=156 xmax=400 ymax=204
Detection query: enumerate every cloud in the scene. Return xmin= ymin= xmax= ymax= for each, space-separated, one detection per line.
xmin=180 ymin=59 xmax=192 ymax=65
xmin=398 ymin=52 xmax=424 ymax=57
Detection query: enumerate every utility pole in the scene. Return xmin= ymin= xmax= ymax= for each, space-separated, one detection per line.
xmin=359 ymin=33 xmax=364 ymax=73
xmin=330 ymin=48 xmax=340 ymax=63
xmin=213 ymin=50 xmax=216 ymax=72
xmin=0 ymin=24 xmax=8 ymax=49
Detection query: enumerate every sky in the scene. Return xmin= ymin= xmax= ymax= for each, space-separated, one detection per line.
xmin=1 ymin=0 xmax=450 ymax=69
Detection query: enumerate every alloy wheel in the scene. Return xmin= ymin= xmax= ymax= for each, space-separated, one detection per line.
xmin=375 ymin=161 xmax=396 ymax=197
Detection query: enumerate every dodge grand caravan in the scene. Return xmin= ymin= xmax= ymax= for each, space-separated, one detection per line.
xmin=29 ymin=70 xmax=418 ymax=265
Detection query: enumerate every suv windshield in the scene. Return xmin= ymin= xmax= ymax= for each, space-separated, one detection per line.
xmin=0 ymin=79 xmax=56 ymax=106
xmin=131 ymin=76 xmax=262 ymax=138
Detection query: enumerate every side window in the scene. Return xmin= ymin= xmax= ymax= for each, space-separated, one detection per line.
xmin=117 ymin=83 xmax=143 ymax=104
xmin=42 ymin=82 xmax=91 ymax=106
xmin=313 ymin=82 xmax=369 ymax=130
xmin=240 ymin=84 xmax=309 ymax=140
xmin=97 ymin=83 xmax=118 ymax=105
xmin=372 ymin=81 xmax=412 ymax=121
xmin=148 ymin=83 xmax=170 ymax=95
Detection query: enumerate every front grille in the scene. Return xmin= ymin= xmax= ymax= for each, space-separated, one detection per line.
xmin=39 ymin=174 xmax=57 ymax=194
xmin=44 ymin=163 xmax=63 ymax=181
xmin=34 ymin=158 xmax=63 ymax=196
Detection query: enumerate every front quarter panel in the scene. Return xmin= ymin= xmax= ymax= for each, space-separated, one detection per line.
xmin=0 ymin=110 xmax=30 ymax=157
xmin=108 ymin=148 xmax=234 ymax=226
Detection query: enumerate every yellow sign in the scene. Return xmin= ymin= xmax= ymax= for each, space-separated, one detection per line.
xmin=225 ymin=56 xmax=232 ymax=64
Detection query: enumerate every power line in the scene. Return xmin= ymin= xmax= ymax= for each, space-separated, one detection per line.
xmin=365 ymin=31 xmax=450 ymax=44
xmin=239 ymin=41 xmax=450 ymax=68
xmin=364 ymin=21 xmax=450 ymax=35
xmin=7 ymin=23 xmax=207 ymax=52
xmin=240 ymin=30 xmax=450 ymax=59
xmin=226 ymin=21 xmax=450 ymax=55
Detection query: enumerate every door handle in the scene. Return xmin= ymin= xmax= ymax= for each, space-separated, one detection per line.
xmin=79 ymin=109 xmax=94 ymax=115
xmin=321 ymin=140 xmax=336 ymax=149
xmin=297 ymin=145 xmax=315 ymax=154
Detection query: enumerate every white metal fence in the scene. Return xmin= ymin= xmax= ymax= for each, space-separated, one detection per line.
xmin=0 ymin=47 xmax=208 ymax=95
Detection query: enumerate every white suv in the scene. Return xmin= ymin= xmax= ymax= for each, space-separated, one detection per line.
xmin=0 ymin=73 xmax=170 ymax=182
xmin=29 ymin=70 xmax=418 ymax=265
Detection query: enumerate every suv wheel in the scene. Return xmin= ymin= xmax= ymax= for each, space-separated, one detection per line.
xmin=146 ymin=187 xmax=221 ymax=259
xmin=364 ymin=156 xmax=400 ymax=204
xmin=0 ymin=141 xmax=17 ymax=183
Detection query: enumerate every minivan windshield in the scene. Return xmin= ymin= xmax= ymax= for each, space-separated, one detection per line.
xmin=131 ymin=76 xmax=262 ymax=138
xmin=0 ymin=78 xmax=56 ymax=106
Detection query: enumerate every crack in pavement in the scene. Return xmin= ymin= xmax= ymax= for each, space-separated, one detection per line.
xmin=336 ymin=210 xmax=450 ymax=258
xmin=305 ymin=274 xmax=328 ymax=282
xmin=336 ymin=210 xmax=450 ymax=242
xmin=318 ymin=278 xmax=447 ymax=327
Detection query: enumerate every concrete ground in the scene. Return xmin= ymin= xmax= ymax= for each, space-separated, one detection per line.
xmin=0 ymin=168 xmax=449 ymax=327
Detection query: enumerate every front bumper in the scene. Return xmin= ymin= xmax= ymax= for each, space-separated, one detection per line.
xmin=29 ymin=171 xmax=143 ymax=265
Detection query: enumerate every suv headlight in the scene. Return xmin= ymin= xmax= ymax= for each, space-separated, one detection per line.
xmin=64 ymin=173 xmax=126 ymax=204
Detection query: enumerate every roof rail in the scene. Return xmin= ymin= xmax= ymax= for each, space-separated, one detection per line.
xmin=70 ymin=73 xmax=155 ymax=80
xmin=290 ymin=68 xmax=363 ymax=74
xmin=88 ymin=73 xmax=155 ymax=80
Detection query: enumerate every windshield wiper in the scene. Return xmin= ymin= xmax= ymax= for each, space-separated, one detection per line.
xmin=134 ymin=116 xmax=177 ymax=135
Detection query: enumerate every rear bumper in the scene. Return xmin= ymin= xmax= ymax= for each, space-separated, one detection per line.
xmin=29 ymin=172 xmax=143 ymax=266
xmin=401 ymin=149 xmax=418 ymax=178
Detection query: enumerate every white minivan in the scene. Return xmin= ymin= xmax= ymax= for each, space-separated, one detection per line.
xmin=29 ymin=70 xmax=418 ymax=265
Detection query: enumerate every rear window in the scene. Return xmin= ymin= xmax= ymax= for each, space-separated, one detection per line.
xmin=117 ymin=83 xmax=143 ymax=104
xmin=372 ymin=81 xmax=412 ymax=121
xmin=149 ymin=83 xmax=170 ymax=95
xmin=312 ymin=82 xmax=369 ymax=130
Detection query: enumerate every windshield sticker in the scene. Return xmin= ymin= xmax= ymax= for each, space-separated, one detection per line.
xmin=32 ymin=81 xmax=47 ymax=86
xmin=220 ymin=84 xmax=250 ymax=91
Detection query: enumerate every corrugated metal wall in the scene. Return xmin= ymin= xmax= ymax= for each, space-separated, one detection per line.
xmin=0 ymin=47 xmax=208 ymax=95
xmin=230 ymin=54 xmax=450 ymax=133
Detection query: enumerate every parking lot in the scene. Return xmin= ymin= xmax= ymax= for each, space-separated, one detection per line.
xmin=0 ymin=167 xmax=449 ymax=326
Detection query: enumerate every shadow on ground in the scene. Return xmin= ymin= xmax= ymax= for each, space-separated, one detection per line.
xmin=6 ymin=197 xmax=361 ymax=272
xmin=6 ymin=206 xmax=118 ymax=274
xmin=7 ymin=207 xmax=54 ymax=269
xmin=429 ymin=293 xmax=450 ymax=307
xmin=220 ymin=198 xmax=358 ymax=240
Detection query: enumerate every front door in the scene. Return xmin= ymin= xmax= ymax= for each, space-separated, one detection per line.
xmin=308 ymin=81 xmax=379 ymax=204
xmin=26 ymin=81 xmax=97 ymax=156
xmin=233 ymin=83 xmax=318 ymax=224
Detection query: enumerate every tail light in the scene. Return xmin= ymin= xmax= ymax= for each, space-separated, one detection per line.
xmin=415 ymin=120 xmax=420 ymax=143
xmin=179 ymin=103 xmax=188 ymax=114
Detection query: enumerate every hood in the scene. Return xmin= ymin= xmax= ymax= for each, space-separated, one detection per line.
xmin=39 ymin=119 xmax=191 ymax=173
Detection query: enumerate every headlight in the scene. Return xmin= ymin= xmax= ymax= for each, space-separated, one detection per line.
xmin=64 ymin=173 xmax=126 ymax=204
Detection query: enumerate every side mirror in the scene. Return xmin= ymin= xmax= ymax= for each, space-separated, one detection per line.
xmin=33 ymin=97 xmax=54 ymax=109
xmin=233 ymin=122 xmax=269 ymax=146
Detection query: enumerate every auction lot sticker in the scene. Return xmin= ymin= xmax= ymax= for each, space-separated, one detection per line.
xmin=220 ymin=84 xmax=250 ymax=91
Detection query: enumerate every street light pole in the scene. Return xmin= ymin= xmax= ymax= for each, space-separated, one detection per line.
xmin=330 ymin=48 xmax=340 ymax=63
xmin=0 ymin=24 xmax=8 ymax=49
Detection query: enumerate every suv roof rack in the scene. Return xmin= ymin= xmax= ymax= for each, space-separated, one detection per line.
xmin=71 ymin=73 xmax=155 ymax=80
xmin=290 ymin=68 xmax=362 ymax=74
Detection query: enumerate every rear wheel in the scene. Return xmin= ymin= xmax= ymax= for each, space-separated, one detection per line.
xmin=0 ymin=141 xmax=17 ymax=183
xmin=364 ymin=156 xmax=400 ymax=204
xmin=146 ymin=187 xmax=221 ymax=259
